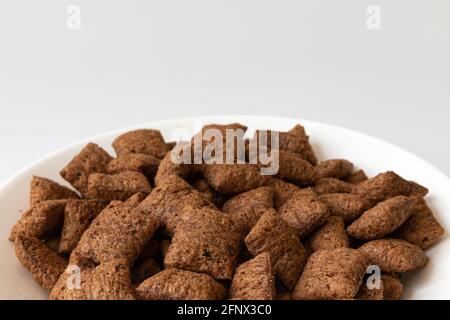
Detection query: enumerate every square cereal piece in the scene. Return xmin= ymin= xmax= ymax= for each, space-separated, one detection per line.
xmin=318 ymin=193 xmax=372 ymax=224
xmin=192 ymin=179 xmax=229 ymax=209
xmin=15 ymin=236 xmax=67 ymax=291
xmin=222 ymin=186 xmax=274 ymax=234
xmin=164 ymin=205 xmax=241 ymax=280
xmin=347 ymin=196 xmax=415 ymax=240
xmin=267 ymin=178 xmax=302 ymax=208
xmin=245 ymin=209 xmax=308 ymax=290
xmin=107 ymin=153 xmax=160 ymax=179
xmin=50 ymin=257 xmax=135 ymax=300
xmin=275 ymin=150 xmax=316 ymax=185
xmin=395 ymin=198 xmax=445 ymax=249
xmin=354 ymin=171 xmax=428 ymax=205
xmin=112 ymin=129 xmax=168 ymax=159
xmin=138 ymin=174 xmax=214 ymax=235
xmin=358 ymin=239 xmax=428 ymax=273
xmin=345 ymin=169 xmax=368 ymax=185
xmin=292 ymin=248 xmax=369 ymax=300
xmin=86 ymin=171 xmax=151 ymax=201
xmin=305 ymin=216 xmax=349 ymax=252
xmin=75 ymin=201 xmax=160 ymax=265
xmin=314 ymin=178 xmax=354 ymax=194
xmin=9 ymin=200 xmax=67 ymax=241
xmin=201 ymin=164 xmax=270 ymax=194
xmin=315 ymin=159 xmax=354 ymax=180
xmin=30 ymin=176 xmax=79 ymax=206
xmin=136 ymin=268 xmax=226 ymax=300
xmin=60 ymin=143 xmax=112 ymax=195
xmin=58 ymin=199 xmax=109 ymax=254
xmin=230 ymin=252 xmax=276 ymax=300
xmin=154 ymin=146 xmax=198 ymax=186
xmin=278 ymin=193 xmax=330 ymax=238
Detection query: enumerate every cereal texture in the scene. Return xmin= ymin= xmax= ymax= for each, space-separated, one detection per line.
xmin=245 ymin=209 xmax=308 ymax=290
xmin=318 ymin=193 xmax=372 ymax=224
xmin=131 ymin=259 xmax=161 ymax=285
xmin=279 ymin=193 xmax=330 ymax=238
xmin=315 ymin=159 xmax=354 ymax=180
xmin=75 ymin=201 xmax=161 ymax=265
xmin=15 ymin=236 xmax=67 ymax=291
xmin=292 ymin=248 xmax=368 ymax=300
xmin=354 ymin=171 xmax=428 ymax=205
xmin=381 ymin=274 xmax=403 ymax=300
xmin=164 ymin=205 xmax=241 ymax=280
xmin=193 ymin=179 xmax=229 ymax=209
xmin=267 ymin=178 xmax=302 ymax=208
xmin=50 ymin=258 xmax=135 ymax=300
xmin=112 ymin=129 xmax=168 ymax=159
xmin=345 ymin=170 xmax=368 ymax=185
xmin=154 ymin=148 xmax=194 ymax=186
xmin=306 ymin=216 xmax=349 ymax=252
xmin=10 ymin=200 xmax=67 ymax=241
xmin=274 ymin=150 xmax=316 ymax=185
xmin=356 ymin=280 xmax=384 ymax=300
xmin=136 ymin=268 xmax=226 ymax=300
xmin=347 ymin=196 xmax=415 ymax=240
xmin=107 ymin=153 xmax=160 ymax=179
xmin=230 ymin=252 xmax=276 ymax=300
xmin=201 ymin=164 xmax=269 ymax=194
xmin=58 ymin=199 xmax=109 ymax=254
xmin=222 ymin=186 xmax=274 ymax=234
xmin=314 ymin=178 xmax=354 ymax=195
xmin=30 ymin=176 xmax=79 ymax=206
xmin=60 ymin=143 xmax=112 ymax=195
xmin=395 ymin=198 xmax=445 ymax=249
xmin=86 ymin=172 xmax=152 ymax=201
xmin=358 ymin=239 xmax=428 ymax=273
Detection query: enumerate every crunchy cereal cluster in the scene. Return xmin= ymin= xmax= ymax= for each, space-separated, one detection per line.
xmin=9 ymin=123 xmax=444 ymax=300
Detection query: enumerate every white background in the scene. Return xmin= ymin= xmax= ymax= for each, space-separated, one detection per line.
xmin=1 ymin=0 xmax=449 ymax=183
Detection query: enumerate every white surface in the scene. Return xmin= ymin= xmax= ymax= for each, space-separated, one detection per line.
xmin=0 ymin=1 xmax=450 ymax=183
xmin=0 ymin=116 xmax=449 ymax=300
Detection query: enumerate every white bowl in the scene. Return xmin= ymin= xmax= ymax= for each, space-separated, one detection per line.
xmin=1 ymin=116 xmax=449 ymax=300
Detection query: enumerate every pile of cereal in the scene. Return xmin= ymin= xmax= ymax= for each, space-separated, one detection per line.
xmin=9 ymin=123 xmax=445 ymax=300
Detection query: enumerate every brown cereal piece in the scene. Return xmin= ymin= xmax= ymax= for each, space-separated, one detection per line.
xmin=112 ymin=129 xmax=168 ymax=159
xmin=164 ymin=205 xmax=241 ymax=280
xmin=75 ymin=201 xmax=161 ymax=265
xmin=279 ymin=193 xmax=330 ymax=238
xmin=154 ymin=148 xmax=194 ymax=186
xmin=358 ymin=239 xmax=428 ymax=273
xmin=192 ymin=179 xmax=229 ymax=209
xmin=254 ymin=124 xmax=317 ymax=165
xmin=15 ymin=236 xmax=67 ymax=290
xmin=201 ymin=164 xmax=270 ymax=194
xmin=318 ymin=193 xmax=372 ymax=224
xmin=222 ymin=186 xmax=274 ymax=234
xmin=9 ymin=200 xmax=67 ymax=241
xmin=138 ymin=174 xmax=214 ymax=235
xmin=50 ymin=258 xmax=135 ymax=300
xmin=274 ymin=151 xmax=316 ymax=185
xmin=245 ymin=209 xmax=308 ymax=290
xmin=136 ymin=268 xmax=226 ymax=300
xmin=60 ymin=143 xmax=112 ymax=195
xmin=306 ymin=216 xmax=349 ymax=252
xmin=345 ymin=170 xmax=368 ymax=185
xmin=30 ymin=176 xmax=79 ymax=206
xmin=395 ymin=198 xmax=445 ymax=249
xmin=315 ymin=159 xmax=354 ymax=180
xmin=408 ymin=181 xmax=429 ymax=197
xmin=356 ymin=279 xmax=384 ymax=300
xmin=124 ymin=192 xmax=147 ymax=207
xmin=354 ymin=171 xmax=428 ymax=205
xmin=107 ymin=153 xmax=160 ymax=179
xmin=131 ymin=259 xmax=161 ymax=285
xmin=381 ymin=274 xmax=403 ymax=300
xmin=314 ymin=178 xmax=354 ymax=194
xmin=166 ymin=141 xmax=177 ymax=150
xmin=347 ymin=196 xmax=415 ymax=240
xmin=229 ymin=252 xmax=276 ymax=300
xmin=86 ymin=172 xmax=152 ymax=201
xmin=267 ymin=178 xmax=302 ymax=208
xmin=292 ymin=248 xmax=369 ymax=300
xmin=58 ymin=199 xmax=109 ymax=254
